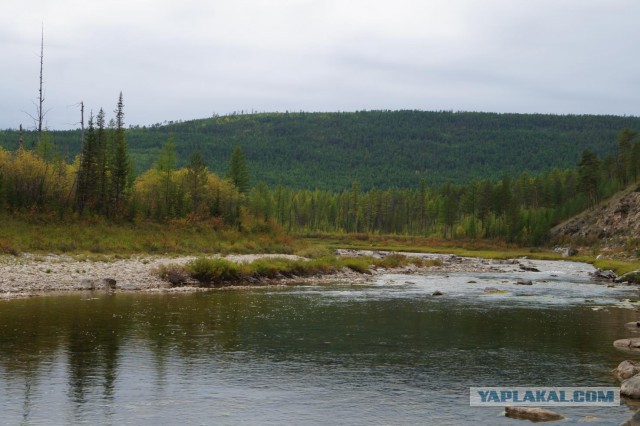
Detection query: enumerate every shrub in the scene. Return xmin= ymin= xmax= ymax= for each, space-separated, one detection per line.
xmin=340 ymin=257 xmax=371 ymax=274
xmin=423 ymin=259 xmax=443 ymax=267
xmin=376 ymin=253 xmax=409 ymax=268
xmin=156 ymin=263 xmax=190 ymax=286
xmin=186 ymin=257 xmax=240 ymax=285
xmin=294 ymin=245 xmax=333 ymax=259
xmin=0 ymin=239 xmax=19 ymax=256
xmin=251 ymin=258 xmax=286 ymax=279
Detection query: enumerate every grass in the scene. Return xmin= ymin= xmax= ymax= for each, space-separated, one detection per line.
xmin=180 ymin=256 xmax=343 ymax=286
xmin=172 ymin=252 xmax=450 ymax=287
xmin=3 ymin=216 xmax=639 ymax=277
xmin=592 ymin=259 xmax=640 ymax=276
xmin=301 ymin=233 xmax=640 ymax=276
xmin=0 ymin=216 xmax=296 ymax=255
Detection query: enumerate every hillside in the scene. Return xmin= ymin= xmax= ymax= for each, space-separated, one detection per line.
xmin=2 ymin=110 xmax=639 ymax=190
xmin=551 ymin=184 xmax=640 ymax=255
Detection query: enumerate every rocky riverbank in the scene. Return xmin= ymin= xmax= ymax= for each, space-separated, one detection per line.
xmin=0 ymin=250 xmax=605 ymax=300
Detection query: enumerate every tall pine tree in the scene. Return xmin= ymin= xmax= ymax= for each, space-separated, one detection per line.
xmin=228 ymin=146 xmax=250 ymax=193
xmin=110 ymin=92 xmax=130 ymax=216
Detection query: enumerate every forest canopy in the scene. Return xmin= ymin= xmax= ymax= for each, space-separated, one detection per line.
xmin=2 ymin=110 xmax=639 ymax=191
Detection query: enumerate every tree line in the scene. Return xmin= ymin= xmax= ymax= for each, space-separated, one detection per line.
xmin=3 ymin=110 xmax=640 ymax=191
xmin=1 ymin=100 xmax=638 ymax=245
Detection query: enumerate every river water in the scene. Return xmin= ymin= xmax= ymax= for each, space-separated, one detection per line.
xmin=1 ymin=260 xmax=640 ymax=425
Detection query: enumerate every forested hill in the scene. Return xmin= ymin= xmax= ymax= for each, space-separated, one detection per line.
xmin=2 ymin=110 xmax=639 ymax=190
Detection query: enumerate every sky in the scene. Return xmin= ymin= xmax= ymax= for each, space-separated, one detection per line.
xmin=2 ymin=0 xmax=640 ymax=130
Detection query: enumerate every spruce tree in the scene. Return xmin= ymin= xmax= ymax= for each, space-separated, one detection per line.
xmin=157 ymin=134 xmax=177 ymax=216
xmin=578 ymin=149 xmax=600 ymax=207
xmin=617 ymin=128 xmax=635 ymax=186
xmin=186 ymin=149 xmax=208 ymax=215
xmin=228 ymin=146 xmax=250 ymax=193
xmin=76 ymin=113 xmax=98 ymax=213
xmin=110 ymin=92 xmax=129 ymax=215
xmin=95 ymin=108 xmax=109 ymax=214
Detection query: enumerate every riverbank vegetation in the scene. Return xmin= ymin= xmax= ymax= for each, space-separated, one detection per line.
xmin=156 ymin=252 xmax=441 ymax=286
xmin=2 ymin=129 xmax=638 ymax=247
xmin=1 ymin=99 xmax=640 ymax=269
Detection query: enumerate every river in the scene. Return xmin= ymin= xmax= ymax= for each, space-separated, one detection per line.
xmin=1 ymin=260 xmax=639 ymax=425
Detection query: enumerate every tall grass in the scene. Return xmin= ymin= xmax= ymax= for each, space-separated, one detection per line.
xmin=182 ymin=256 xmax=347 ymax=286
xmin=176 ymin=252 xmax=447 ymax=287
xmin=0 ymin=216 xmax=295 ymax=255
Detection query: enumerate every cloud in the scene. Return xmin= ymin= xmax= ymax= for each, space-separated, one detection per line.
xmin=1 ymin=0 xmax=640 ymax=130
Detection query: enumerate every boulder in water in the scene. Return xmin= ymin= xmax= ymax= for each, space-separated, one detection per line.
xmin=614 ymin=338 xmax=640 ymax=352
xmin=591 ymin=268 xmax=617 ymax=282
xmin=621 ymin=410 xmax=640 ymax=426
xmin=613 ymin=360 xmax=640 ymax=381
xmin=622 ymin=375 xmax=640 ymax=399
xmin=519 ymin=265 xmax=540 ymax=272
xmin=504 ymin=406 xmax=564 ymax=422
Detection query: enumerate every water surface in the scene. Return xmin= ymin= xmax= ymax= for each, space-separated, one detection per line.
xmin=1 ymin=261 xmax=639 ymax=425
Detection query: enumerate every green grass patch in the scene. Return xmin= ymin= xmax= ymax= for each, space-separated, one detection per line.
xmin=186 ymin=258 xmax=241 ymax=284
xmin=593 ymin=259 xmax=640 ymax=276
xmin=373 ymin=253 xmax=409 ymax=268
xmin=172 ymin=255 xmax=375 ymax=286
xmin=0 ymin=216 xmax=295 ymax=255
xmin=340 ymin=257 xmax=372 ymax=274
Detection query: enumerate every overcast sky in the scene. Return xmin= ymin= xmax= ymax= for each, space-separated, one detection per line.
xmin=2 ymin=0 xmax=640 ymax=130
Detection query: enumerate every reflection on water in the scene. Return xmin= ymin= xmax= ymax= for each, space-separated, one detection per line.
xmin=0 ymin=266 xmax=639 ymax=425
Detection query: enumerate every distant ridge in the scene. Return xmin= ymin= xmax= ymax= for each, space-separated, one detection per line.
xmin=2 ymin=110 xmax=639 ymax=190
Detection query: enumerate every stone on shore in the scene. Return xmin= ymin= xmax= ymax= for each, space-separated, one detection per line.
xmin=74 ymin=278 xmax=116 ymax=291
xmin=504 ymin=406 xmax=564 ymax=422
xmin=102 ymin=278 xmax=116 ymax=290
xmin=613 ymin=360 xmax=640 ymax=381
xmin=563 ymin=247 xmax=578 ymax=257
xmin=76 ymin=279 xmax=96 ymax=290
xmin=622 ymin=375 xmax=640 ymax=399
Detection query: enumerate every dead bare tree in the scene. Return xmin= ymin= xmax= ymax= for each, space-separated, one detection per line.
xmin=25 ymin=24 xmax=48 ymax=146
xmin=37 ymin=25 xmax=44 ymax=144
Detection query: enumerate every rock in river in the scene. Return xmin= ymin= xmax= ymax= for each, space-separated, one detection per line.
xmin=622 ymin=375 xmax=640 ymax=399
xmin=504 ymin=406 xmax=564 ymax=422
xmin=613 ymin=360 xmax=640 ymax=381
xmin=591 ymin=268 xmax=617 ymax=282
xmin=621 ymin=410 xmax=640 ymax=426
xmin=519 ymin=265 xmax=541 ymax=272
xmin=613 ymin=337 xmax=640 ymax=352
xmin=516 ymin=279 xmax=533 ymax=285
